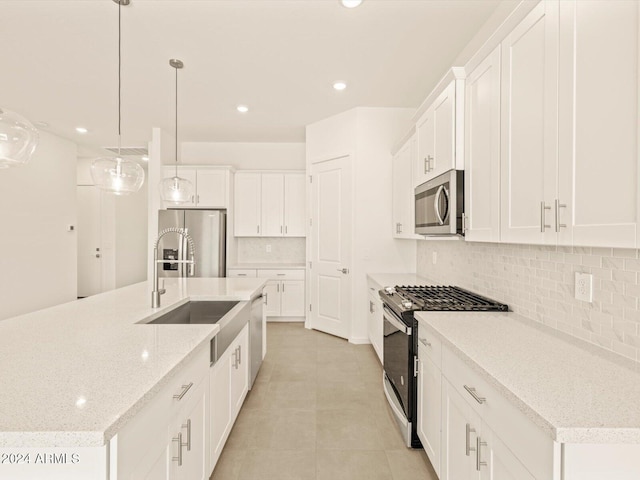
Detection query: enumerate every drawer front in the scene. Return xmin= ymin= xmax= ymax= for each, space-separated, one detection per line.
xmin=227 ymin=269 xmax=257 ymax=278
xmin=367 ymin=277 xmax=382 ymax=296
xmin=116 ymin=345 xmax=210 ymax=476
xmin=442 ymin=346 xmax=553 ymax=480
xmin=257 ymin=268 xmax=305 ymax=279
xmin=415 ymin=320 xmax=442 ymax=369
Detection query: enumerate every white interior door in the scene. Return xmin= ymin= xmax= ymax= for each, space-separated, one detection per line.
xmin=308 ymin=155 xmax=352 ymax=339
xmin=77 ymin=186 xmax=102 ymax=298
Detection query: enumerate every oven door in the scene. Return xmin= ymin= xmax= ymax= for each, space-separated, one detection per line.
xmin=382 ymin=305 xmax=411 ymax=420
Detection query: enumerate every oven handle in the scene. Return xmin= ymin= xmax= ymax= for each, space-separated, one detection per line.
xmin=383 ymin=305 xmax=411 ymax=335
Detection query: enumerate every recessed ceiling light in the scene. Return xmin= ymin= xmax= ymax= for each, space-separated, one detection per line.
xmin=333 ymin=81 xmax=347 ymax=91
xmin=341 ymin=0 xmax=362 ymax=8
xmin=141 ymin=156 xmax=149 ymax=162
xmin=237 ymin=105 xmax=249 ymax=113
xmin=76 ymin=127 xmax=88 ymax=134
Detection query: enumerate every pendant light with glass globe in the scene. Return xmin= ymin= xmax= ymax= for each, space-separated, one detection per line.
xmin=159 ymin=59 xmax=194 ymax=204
xmin=0 ymin=107 xmax=39 ymax=168
xmin=90 ymin=0 xmax=145 ymax=195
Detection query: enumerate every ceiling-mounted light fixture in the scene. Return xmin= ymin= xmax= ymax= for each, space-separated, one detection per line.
xmin=341 ymin=0 xmax=363 ymax=8
xmin=0 ymin=108 xmax=39 ymax=169
xmin=159 ymin=59 xmax=194 ymax=205
xmin=90 ymin=0 xmax=145 ymax=195
xmin=333 ymin=81 xmax=347 ymax=91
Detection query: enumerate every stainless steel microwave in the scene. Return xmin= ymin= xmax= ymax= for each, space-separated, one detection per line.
xmin=415 ymin=169 xmax=464 ymax=236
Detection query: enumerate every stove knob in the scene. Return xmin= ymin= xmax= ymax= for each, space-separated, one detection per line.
xmin=384 ymin=286 xmax=395 ymax=294
xmin=402 ymin=301 xmax=413 ymax=309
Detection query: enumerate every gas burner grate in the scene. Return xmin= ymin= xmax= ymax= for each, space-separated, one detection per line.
xmin=395 ymin=285 xmax=508 ymax=312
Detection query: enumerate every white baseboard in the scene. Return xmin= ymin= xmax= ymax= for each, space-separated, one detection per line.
xmin=349 ymin=336 xmax=371 ymax=345
xmin=267 ymin=316 xmax=306 ymax=323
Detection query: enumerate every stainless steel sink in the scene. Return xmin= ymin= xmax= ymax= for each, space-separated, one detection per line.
xmin=146 ymin=301 xmax=240 ymax=325
xmin=141 ymin=300 xmax=250 ymax=366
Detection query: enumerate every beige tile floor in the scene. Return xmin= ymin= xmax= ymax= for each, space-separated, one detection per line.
xmin=210 ymin=322 xmax=438 ymax=480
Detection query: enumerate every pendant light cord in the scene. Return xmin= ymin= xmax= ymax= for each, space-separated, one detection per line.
xmin=117 ymin=0 xmax=122 ymax=156
xmin=175 ymin=64 xmax=178 ymax=178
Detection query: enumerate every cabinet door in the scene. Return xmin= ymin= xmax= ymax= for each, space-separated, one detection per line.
xmin=392 ymin=136 xmax=417 ymax=239
xmin=175 ymin=380 xmax=208 ymax=480
xmin=441 ymin=379 xmax=480 ymax=480
xmin=418 ymin=350 xmax=442 ymax=477
xmin=479 ymin=424 xmax=535 ymax=480
xmin=261 ymin=174 xmax=285 ymax=236
xmin=367 ymin=292 xmax=383 ymax=363
xmin=500 ymin=1 xmax=559 ymax=245
xmin=230 ymin=324 xmax=249 ymax=417
xmin=263 ymin=281 xmax=281 ymax=317
xmin=283 ymin=173 xmax=306 ymax=237
xmin=209 ymin=352 xmax=231 ymax=466
xmin=280 ymin=280 xmax=305 ymax=316
xmin=163 ymin=167 xmax=197 ymax=207
xmin=234 ymin=173 xmax=262 ymax=236
xmin=415 ymin=108 xmax=435 ymax=187
xmin=464 ymin=46 xmax=501 ymax=243
xmin=196 ymin=169 xmax=227 ymax=208
xmin=431 ymin=81 xmax=456 ymax=179
xmin=557 ymin=0 xmax=639 ymax=248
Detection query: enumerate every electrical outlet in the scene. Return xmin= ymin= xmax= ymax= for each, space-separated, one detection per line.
xmin=432 ymin=252 xmax=438 ymax=265
xmin=575 ymin=272 xmax=593 ymax=302
xmin=266 ymin=244 xmax=271 ymax=253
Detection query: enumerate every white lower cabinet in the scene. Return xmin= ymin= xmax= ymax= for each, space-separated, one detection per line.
xmin=417 ymin=339 xmax=441 ymax=476
xmin=366 ymin=289 xmax=383 ymax=364
xmin=209 ymin=323 xmax=249 ymax=472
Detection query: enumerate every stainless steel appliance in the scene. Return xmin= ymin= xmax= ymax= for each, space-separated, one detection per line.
xmin=158 ymin=209 xmax=226 ymax=277
xmin=415 ymin=169 xmax=464 ymax=236
xmin=379 ymin=285 xmax=508 ymax=448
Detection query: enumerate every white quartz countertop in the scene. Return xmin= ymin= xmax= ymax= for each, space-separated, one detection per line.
xmin=416 ymin=310 xmax=640 ymax=444
xmin=0 ymin=277 xmax=266 ymax=448
xmin=228 ymin=263 xmax=305 ymax=269
xmin=367 ymin=273 xmax=432 ymax=290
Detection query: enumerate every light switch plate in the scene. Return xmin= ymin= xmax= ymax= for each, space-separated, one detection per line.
xmin=575 ymin=272 xmax=593 ymax=302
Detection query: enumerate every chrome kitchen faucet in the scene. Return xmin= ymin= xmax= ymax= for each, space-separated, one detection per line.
xmin=151 ymin=228 xmax=196 ymax=308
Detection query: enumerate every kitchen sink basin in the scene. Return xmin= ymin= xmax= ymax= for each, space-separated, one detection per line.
xmin=145 ymin=301 xmax=239 ymax=325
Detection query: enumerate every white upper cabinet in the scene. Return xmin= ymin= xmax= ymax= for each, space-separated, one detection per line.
xmin=557 ymin=0 xmax=639 ymax=248
xmin=234 ymin=172 xmax=306 ymax=237
xmin=283 ymin=174 xmax=306 ymax=237
xmin=414 ymin=72 xmax=465 ymax=188
xmin=392 ymin=134 xmax=419 ymax=239
xmin=234 ymin=173 xmax=262 ymax=236
xmin=261 ymin=173 xmax=285 ymax=236
xmin=161 ymin=166 xmax=231 ymax=209
xmin=464 ymin=46 xmax=502 ymax=243
xmin=500 ymin=0 xmax=559 ymax=245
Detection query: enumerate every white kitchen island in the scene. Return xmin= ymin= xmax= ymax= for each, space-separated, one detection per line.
xmin=0 ymin=277 xmax=266 ymax=480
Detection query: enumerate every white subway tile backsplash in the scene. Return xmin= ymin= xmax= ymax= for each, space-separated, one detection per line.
xmin=417 ymin=241 xmax=640 ymax=363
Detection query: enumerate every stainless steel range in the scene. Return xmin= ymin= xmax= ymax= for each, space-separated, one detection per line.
xmin=379 ymin=285 xmax=508 ymax=448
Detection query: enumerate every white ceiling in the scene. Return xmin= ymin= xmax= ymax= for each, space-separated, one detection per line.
xmin=2 ymin=0 xmax=501 ymax=153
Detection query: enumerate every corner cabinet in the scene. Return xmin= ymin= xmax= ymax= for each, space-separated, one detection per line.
xmin=414 ymin=70 xmax=465 ymax=188
xmin=234 ymin=172 xmax=306 ymax=237
xmin=161 ymin=166 xmax=232 ymax=209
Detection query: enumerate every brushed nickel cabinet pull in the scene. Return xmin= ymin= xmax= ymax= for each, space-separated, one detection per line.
xmin=540 ymin=201 xmax=551 ymax=232
xmin=465 ymin=423 xmax=476 ymax=456
xmin=463 ymin=385 xmax=486 ymax=404
xmin=172 ymin=432 xmax=184 ymax=466
xmin=419 ymin=337 xmax=431 ymax=347
xmin=476 ymin=436 xmax=487 ymax=470
xmin=182 ymin=419 xmax=191 ymax=451
xmin=173 ymin=382 xmax=194 ymax=400
xmin=555 ymin=199 xmax=567 ymax=232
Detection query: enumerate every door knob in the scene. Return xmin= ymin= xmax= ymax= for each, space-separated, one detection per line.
xmin=337 ymin=268 xmax=349 ymax=274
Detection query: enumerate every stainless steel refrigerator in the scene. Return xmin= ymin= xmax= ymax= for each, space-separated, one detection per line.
xmin=157 ymin=210 xmax=226 ymax=278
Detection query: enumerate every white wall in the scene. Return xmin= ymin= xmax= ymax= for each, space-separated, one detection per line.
xmin=181 ymin=142 xmax=305 ymax=170
xmin=0 ymin=131 xmax=77 ymax=320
